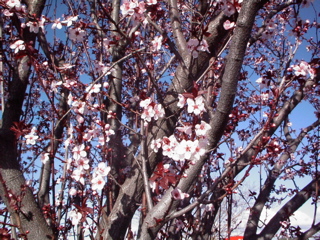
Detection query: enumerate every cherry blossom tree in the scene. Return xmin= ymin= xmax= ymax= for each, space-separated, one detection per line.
xmin=0 ymin=0 xmax=319 ymax=239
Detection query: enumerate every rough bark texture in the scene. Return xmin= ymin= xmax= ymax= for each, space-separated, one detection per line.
xmin=0 ymin=0 xmax=54 ymax=238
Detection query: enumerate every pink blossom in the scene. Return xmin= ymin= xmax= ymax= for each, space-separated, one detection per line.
xmin=69 ymin=210 xmax=82 ymax=226
xmin=94 ymin=162 xmax=111 ymax=177
xmin=192 ymin=139 xmax=207 ymax=161
xmin=52 ymin=18 xmax=62 ymax=29
xmin=162 ymin=136 xmax=179 ymax=160
xmin=61 ymin=15 xmax=78 ymax=27
xmin=72 ymin=144 xmax=87 ymax=161
xmin=195 ymin=121 xmax=211 ymax=136
xmin=137 ymin=2 xmax=146 ymax=14
xmin=260 ymin=92 xmax=269 ymax=101
xmin=177 ymin=94 xmax=186 ymax=108
xmin=25 ymin=127 xmax=39 ymax=145
xmin=223 ymin=20 xmax=235 ymax=30
xmin=3 ymin=9 xmax=13 ymax=16
xmin=120 ymin=0 xmax=136 ymax=16
xmin=151 ymin=138 xmax=162 ymax=153
xmin=75 ymin=157 xmax=90 ymax=171
xmin=140 ymin=98 xmax=152 ymax=108
xmin=41 ymin=153 xmax=50 ymax=164
xmin=6 ymin=0 xmax=21 ymax=8
xmin=153 ymin=104 xmax=165 ymax=120
xmin=69 ymin=188 xmax=77 ymax=196
xmin=71 ymin=168 xmax=85 ymax=185
xmin=256 ymin=77 xmax=268 ymax=89
xmin=151 ymin=35 xmax=163 ymax=52
xmin=177 ymin=140 xmax=197 ymax=160
xmin=187 ymin=96 xmax=206 ymax=115
xmin=94 ymin=61 xmax=113 ymax=75
xmin=72 ymin=101 xmax=87 ymax=115
xmin=86 ymin=83 xmax=101 ymax=94
xmin=141 ymin=105 xmax=155 ymax=122
xmin=26 ymin=21 xmax=41 ymax=33
xmin=187 ymin=39 xmax=210 ymax=58
xmin=10 ymin=40 xmax=25 ymax=53
xmin=292 ymin=61 xmax=311 ymax=77
xmin=68 ymin=28 xmax=86 ymax=42
xmin=176 ymin=125 xmax=193 ymax=135
xmin=91 ymin=176 xmax=106 ymax=191
xmin=171 ymin=188 xmax=189 ymax=200
xmin=146 ymin=0 xmax=157 ymax=5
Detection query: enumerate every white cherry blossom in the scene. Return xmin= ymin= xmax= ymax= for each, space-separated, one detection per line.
xmin=6 ymin=0 xmax=21 ymax=8
xmin=91 ymin=176 xmax=106 ymax=191
xmin=25 ymin=127 xmax=39 ymax=145
xmin=68 ymin=28 xmax=86 ymax=42
xmin=195 ymin=121 xmax=211 ymax=136
xmin=69 ymin=210 xmax=82 ymax=226
xmin=71 ymin=168 xmax=85 ymax=185
xmin=10 ymin=40 xmax=25 ymax=53
xmin=187 ymin=96 xmax=206 ymax=115
xmin=72 ymin=144 xmax=87 ymax=160
xmin=93 ymin=162 xmax=110 ymax=177
xmin=177 ymin=94 xmax=186 ymax=108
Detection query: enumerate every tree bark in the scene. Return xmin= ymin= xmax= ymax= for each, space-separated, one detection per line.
xmin=0 ymin=0 xmax=54 ymax=239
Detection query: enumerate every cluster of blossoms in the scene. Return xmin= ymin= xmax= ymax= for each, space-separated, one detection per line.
xmin=290 ymin=61 xmax=315 ymax=79
xmin=187 ymin=39 xmax=210 ymax=58
xmin=151 ymin=93 xmax=210 ymax=162
xmin=3 ymin=0 xmax=27 ymax=15
xmin=140 ymin=98 xmax=165 ymax=123
xmin=151 ymin=120 xmax=211 ymax=163
xmin=120 ymin=0 xmax=158 ymax=26
xmin=91 ymin=162 xmax=111 ymax=191
xmin=120 ymin=0 xmax=157 ymax=16
xmin=70 ymin=143 xmax=111 ymax=187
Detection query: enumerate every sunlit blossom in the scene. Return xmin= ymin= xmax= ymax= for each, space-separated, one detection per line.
xmin=223 ymin=20 xmax=235 ymax=30
xmin=69 ymin=210 xmax=82 ymax=226
xmin=75 ymin=157 xmax=90 ymax=171
xmin=41 ymin=153 xmax=50 ymax=164
xmin=151 ymin=35 xmax=163 ymax=52
xmin=187 ymin=96 xmax=206 ymax=115
xmin=176 ymin=125 xmax=193 ymax=135
xmin=146 ymin=0 xmax=157 ymax=5
xmin=72 ymin=144 xmax=87 ymax=160
xmin=177 ymin=139 xmax=197 ymax=160
xmin=61 ymin=15 xmax=78 ymax=27
xmin=151 ymin=138 xmax=162 ymax=153
xmin=195 ymin=121 xmax=211 ymax=136
xmin=93 ymin=162 xmax=111 ymax=177
xmin=91 ymin=176 xmax=106 ymax=191
xmin=6 ymin=0 xmax=21 ymax=8
xmin=25 ymin=127 xmax=39 ymax=145
xmin=177 ymin=94 xmax=186 ymax=108
xmin=69 ymin=188 xmax=77 ymax=196
xmin=10 ymin=40 xmax=25 ymax=53
xmin=256 ymin=77 xmax=268 ymax=89
xmin=52 ymin=18 xmax=62 ymax=29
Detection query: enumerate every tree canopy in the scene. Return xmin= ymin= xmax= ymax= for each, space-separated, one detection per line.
xmin=0 ymin=0 xmax=319 ymax=239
